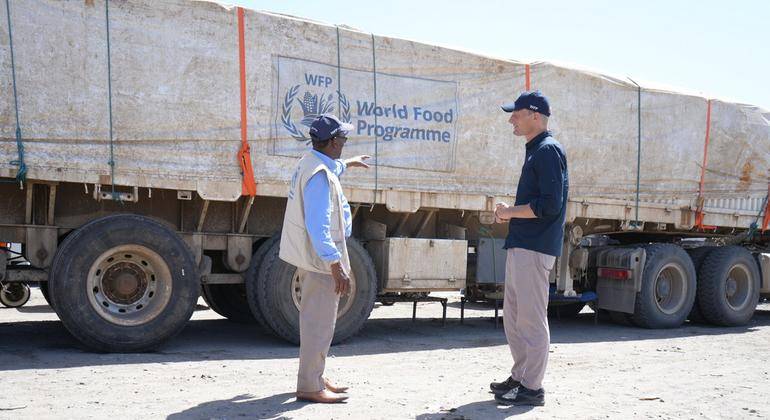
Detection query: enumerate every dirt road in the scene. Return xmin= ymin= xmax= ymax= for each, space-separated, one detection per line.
xmin=1 ymin=289 xmax=768 ymax=419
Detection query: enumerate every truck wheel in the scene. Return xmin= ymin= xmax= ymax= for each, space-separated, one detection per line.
xmin=609 ymin=310 xmax=636 ymax=326
xmin=685 ymin=247 xmax=716 ymax=323
xmin=378 ymin=293 xmax=398 ymax=306
xmin=0 ymin=282 xmax=31 ymax=308
xmin=46 ymin=231 xmax=82 ymax=313
xmin=547 ymin=302 xmax=585 ymax=318
xmin=39 ymin=282 xmax=53 ymax=308
xmin=244 ymin=235 xmax=279 ymax=334
xmin=632 ymin=244 xmax=696 ymax=329
xmin=48 ymin=214 xmax=199 ymax=352
xmin=251 ymin=237 xmax=377 ymax=345
xmin=697 ymin=246 xmax=760 ymax=326
xmin=201 ymin=284 xmax=255 ymax=323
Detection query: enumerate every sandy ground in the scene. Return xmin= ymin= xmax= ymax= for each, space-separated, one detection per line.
xmin=0 ymin=288 xmax=769 ymax=420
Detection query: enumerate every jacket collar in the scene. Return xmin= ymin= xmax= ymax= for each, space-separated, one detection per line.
xmin=525 ymin=130 xmax=551 ymax=151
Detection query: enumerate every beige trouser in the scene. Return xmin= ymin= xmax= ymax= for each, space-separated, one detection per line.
xmin=503 ymin=247 xmax=556 ymax=390
xmin=296 ymin=269 xmax=340 ymax=393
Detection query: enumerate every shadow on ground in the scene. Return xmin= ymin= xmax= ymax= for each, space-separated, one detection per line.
xmin=1 ymin=303 xmax=768 ymax=372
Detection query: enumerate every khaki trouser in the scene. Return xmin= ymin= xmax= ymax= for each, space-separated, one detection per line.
xmin=503 ymin=247 xmax=556 ymax=390
xmin=296 ymin=269 xmax=340 ymax=392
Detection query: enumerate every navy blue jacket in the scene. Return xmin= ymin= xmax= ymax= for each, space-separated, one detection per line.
xmin=504 ymin=131 xmax=569 ymax=257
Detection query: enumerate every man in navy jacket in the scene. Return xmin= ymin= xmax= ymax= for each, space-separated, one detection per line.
xmin=490 ymin=91 xmax=569 ymax=407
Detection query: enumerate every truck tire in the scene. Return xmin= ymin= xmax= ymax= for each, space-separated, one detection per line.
xmin=631 ymin=244 xmax=696 ymax=329
xmin=608 ymin=310 xmax=636 ymax=326
xmin=200 ymin=236 xmax=274 ymax=324
xmin=48 ymin=214 xmax=199 ymax=352
xmin=685 ymin=247 xmax=716 ymax=323
xmin=46 ymin=231 xmax=81 ymax=314
xmin=200 ymin=284 xmax=255 ymax=323
xmin=0 ymin=282 xmax=31 ymax=308
xmin=697 ymin=246 xmax=760 ymax=326
xmin=378 ymin=293 xmax=397 ymax=306
xmin=251 ymin=237 xmax=377 ymax=345
xmin=39 ymin=281 xmax=53 ymax=308
xmin=244 ymin=235 xmax=279 ymax=334
xmin=200 ymin=285 xmax=213 ymax=307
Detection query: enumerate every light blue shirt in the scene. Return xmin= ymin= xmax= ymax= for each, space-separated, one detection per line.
xmin=303 ymin=150 xmax=352 ymax=262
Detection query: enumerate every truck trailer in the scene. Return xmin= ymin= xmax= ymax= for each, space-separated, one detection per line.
xmin=1 ymin=0 xmax=768 ymax=351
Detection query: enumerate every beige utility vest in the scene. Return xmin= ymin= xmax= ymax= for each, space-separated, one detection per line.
xmin=279 ymin=151 xmax=351 ymax=274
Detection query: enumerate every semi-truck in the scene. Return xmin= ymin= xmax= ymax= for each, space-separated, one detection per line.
xmin=1 ymin=0 xmax=768 ymax=352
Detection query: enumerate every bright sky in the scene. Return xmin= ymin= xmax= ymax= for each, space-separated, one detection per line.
xmin=230 ymin=0 xmax=769 ymax=111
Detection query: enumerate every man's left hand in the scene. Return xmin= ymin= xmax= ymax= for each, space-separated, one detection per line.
xmin=496 ymin=202 xmax=537 ymax=220
xmin=495 ymin=202 xmax=511 ymax=221
xmin=345 ymin=155 xmax=371 ymax=169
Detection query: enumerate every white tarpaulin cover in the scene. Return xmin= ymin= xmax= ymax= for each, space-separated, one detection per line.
xmin=1 ymin=0 xmax=768 ymax=228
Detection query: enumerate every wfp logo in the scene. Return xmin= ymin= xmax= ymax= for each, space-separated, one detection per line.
xmin=281 ymin=80 xmax=352 ymax=142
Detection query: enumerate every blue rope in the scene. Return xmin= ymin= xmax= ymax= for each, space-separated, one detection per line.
xmin=105 ymin=0 xmax=118 ymax=201
xmin=747 ymin=193 xmax=769 ymax=240
xmin=2 ymin=0 xmax=26 ymax=185
xmin=628 ymin=77 xmax=642 ymax=228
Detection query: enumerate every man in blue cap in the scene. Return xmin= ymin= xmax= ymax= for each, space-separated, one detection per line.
xmin=279 ymin=114 xmax=370 ymax=404
xmin=489 ymin=91 xmax=569 ymax=406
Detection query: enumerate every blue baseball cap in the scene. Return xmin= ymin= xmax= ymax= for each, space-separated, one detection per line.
xmin=501 ymin=91 xmax=551 ymax=116
xmin=308 ymin=114 xmax=354 ymax=142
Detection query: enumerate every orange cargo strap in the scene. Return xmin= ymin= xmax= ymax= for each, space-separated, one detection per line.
xmin=694 ymin=99 xmax=716 ymax=231
xmin=525 ymin=64 xmax=531 ymax=90
xmin=236 ymin=7 xmax=257 ymax=196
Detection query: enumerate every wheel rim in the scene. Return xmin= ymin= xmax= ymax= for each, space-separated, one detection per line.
xmin=1 ymin=283 xmax=29 ymax=305
xmin=654 ymin=263 xmax=687 ymax=315
xmin=86 ymin=245 xmax=173 ymax=326
xmin=725 ymin=263 xmax=751 ymax=311
xmin=291 ymin=269 xmax=357 ymax=318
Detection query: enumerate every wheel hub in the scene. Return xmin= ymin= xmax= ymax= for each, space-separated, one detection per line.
xmin=725 ymin=277 xmax=738 ymax=298
xmin=101 ymin=262 xmax=148 ymax=305
xmin=2 ymin=283 xmax=26 ymax=302
xmin=656 ymin=277 xmax=671 ymax=299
